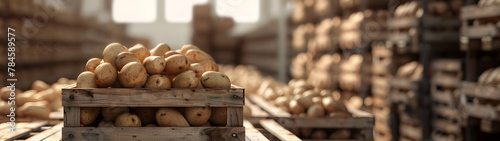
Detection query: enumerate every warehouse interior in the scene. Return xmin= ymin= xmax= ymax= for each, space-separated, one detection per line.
xmin=1 ymin=0 xmax=500 ymax=140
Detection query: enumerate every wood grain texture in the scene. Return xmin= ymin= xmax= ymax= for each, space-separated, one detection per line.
xmin=0 ymin=121 xmax=48 ymax=141
xmin=26 ymin=122 xmax=63 ymax=141
xmin=461 ymin=81 xmax=500 ymax=100
xmin=247 ymin=95 xmax=290 ymax=117
xmin=461 ymin=5 xmax=500 ymax=20
xmin=227 ymin=107 xmax=243 ymax=127
xmin=62 ymin=127 xmax=245 ymax=141
xmin=259 ymin=119 xmax=301 ymax=141
xmin=62 ymin=86 xmax=244 ymax=107
xmin=276 ymin=116 xmax=374 ymax=128
xmin=64 ymin=107 xmax=80 ymax=127
xmin=243 ymin=120 xmax=269 ymax=141
xmin=462 ymin=103 xmax=500 ymax=121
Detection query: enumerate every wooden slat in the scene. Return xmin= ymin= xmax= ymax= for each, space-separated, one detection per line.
xmin=461 ymin=24 xmax=500 ymax=38
xmin=431 ymin=91 xmax=455 ymax=105
xmin=390 ymin=78 xmax=418 ymax=91
xmin=259 ymin=119 xmax=301 ymax=141
xmin=277 ymin=116 xmax=374 ymax=128
xmin=42 ymin=131 xmax=62 ymax=141
xmin=434 ymin=106 xmax=460 ymax=120
xmin=422 ymin=31 xmax=459 ymax=43
xmin=388 ymin=17 xmax=418 ymax=29
xmin=26 ymin=122 xmax=64 ymax=141
xmin=462 ymin=103 xmax=500 ymax=121
xmin=243 ymin=120 xmax=269 ymax=141
xmin=62 ymin=87 xmax=244 ymax=107
xmin=433 ymin=119 xmax=461 ymax=135
xmin=432 ymin=59 xmax=462 ymax=72
xmin=64 ymin=107 xmax=80 ymax=127
xmin=399 ymin=124 xmax=422 ymax=141
xmin=0 ymin=121 xmax=48 ymax=141
xmin=461 ymin=82 xmax=500 ymax=100
xmin=62 ymin=127 xmax=245 ymax=141
xmin=227 ymin=107 xmax=243 ymax=127
xmin=247 ymin=95 xmax=290 ymax=117
xmin=432 ymin=77 xmax=460 ymax=89
xmin=245 ymin=98 xmax=269 ymax=118
xmin=461 ymin=5 xmax=500 ymax=20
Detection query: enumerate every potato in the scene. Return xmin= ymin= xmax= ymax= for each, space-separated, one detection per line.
xmin=57 ymin=77 xmax=70 ymax=84
xmin=115 ymin=52 xmax=141 ymax=71
xmin=1 ymin=87 xmax=21 ymax=101
xmin=145 ymin=75 xmax=171 ymax=88
xmin=156 ymin=108 xmax=190 ymax=127
xmin=143 ymin=56 xmax=166 ymax=74
xmin=0 ymin=101 xmax=11 ymax=115
xmin=301 ymin=128 xmax=313 ymax=138
xmin=119 ymin=62 xmax=148 ymax=88
xmin=115 ymin=113 xmax=142 ymax=127
xmin=307 ymin=105 xmax=325 ymax=117
xmin=346 ymin=96 xmax=363 ymax=110
xmin=102 ymin=43 xmax=128 ymax=67
xmin=102 ymin=107 xmax=129 ymax=121
xmin=303 ymin=90 xmax=320 ymax=98
xmin=198 ymin=60 xmax=218 ymax=71
xmin=98 ymin=120 xmax=115 ymax=127
xmin=17 ymin=93 xmax=39 ymax=106
xmin=243 ymin=106 xmax=252 ymax=118
xmin=172 ymin=71 xmax=199 ymax=88
xmin=311 ymin=130 xmax=327 ymax=139
xmin=33 ymin=88 xmax=57 ymax=102
xmin=32 ymin=80 xmax=50 ymax=92
xmin=76 ymin=71 xmax=98 ymax=88
xmin=150 ymin=43 xmax=171 ymax=56
xmin=85 ymin=58 xmax=102 ymax=72
xmin=312 ymin=97 xmax=322 ymax=106
xmin=163 ymin=51 xmax=180 ymax=58
xmin=129 ymin=44 xmax=150 ymax=62
xmin=49 ymin=98 xmax=62 ymax=111
xmin=319 ymin=89 xmax=332 ymax=97
xmin=144 ymin=124 xmax=157 ymax=127
xmin=134 ymin=107 xmax=157 ymax=125
xmin=184 ymin=107 xmax=211 ymax=126
xmin=94 ymin=63 xmax=118 ymax=87
xmin=164 ymin=54 xmax=191 ymax=75
xmin=200 ymin=71 xmax=231 ymax=89
xmin=18 ymin=101 xmax=50 ymax=119
xmin=180 ymin=44 xmax=200 ymax=54
xmin=322 ymin=96 xmax=348 ymax=113
xmin=185 ymin=49 xmax=214 ymax=63
xmin=190 ymin=63 xmax=206 ymax=77
xmin=329 ymin=129 xmax=351 ymax=139
xmin=297 ymin=96 xmax=314 ymax=109
xmin=209 ymin=107 xmax=227 ymax=126
xmin=81 ymin=107 xmax=101 ymax=126
xmin=328 ymin=112 xmax=352 ymax=118
xmin=289 ymin=99 xmax=305 ymax=115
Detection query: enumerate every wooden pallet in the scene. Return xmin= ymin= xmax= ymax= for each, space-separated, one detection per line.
xmin=62 ymin=84 xmax=245 ymax=140
xmin=389 ymin=77 xmax=419 ymax=108
xmin=460 ymin=5 xmax=500 ymax=51
xmin=461 ymin=81 xmax=500 ymax=133
xmin=0 ymin=121 xmax=63 ymax=141
xmin=245 ymin=119 xmax=302 ymax=141
xmin=245 ymin=97 xmax=272 ymax=124
xmin=0 ymin=108 xmax=63 ymax=123
xmin=399 ymin=113 xmax=422 ymax=141
xmin=248 ymin=95 xmax=374 ymax=141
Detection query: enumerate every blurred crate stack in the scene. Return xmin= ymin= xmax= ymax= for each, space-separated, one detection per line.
xmin=371 ymin=42 xmax=393 ymax=141
xmin=430 ymin=59 xmax=463 ymax=141
xmin=0 ymin=0 xmax=132 ymax=90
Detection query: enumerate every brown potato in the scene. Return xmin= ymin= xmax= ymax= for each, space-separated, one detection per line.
xmin=198 ymin=60 xmax=218 ymax=71
xmin=172 ymin=71 xmax=198 ymax=88
xmin=163 ymin=51 xmax=180 ymax=59
xmin=1 ymin=87 xmax=22 ymax=101
xmin=18 ymin=101 xmax=50 ymax=119
xmin=322 ymin=96 xmax=348 ymax=113
xmin=129 ymin=44 xmax=151 ymax=62
xmin=200 ymin=71 xmax=231 ymax=89
xmin=180 ymin=44 xmax=200 ymax=54
xmin=77 ymin=71 xmax=98 ymax=88
xmin=184 ymin=107 xmax=211 ymax=126
xmin=164 ymin=54 xmax=191 ymax=75
xmin=0 ymin=101 xmax=11 ymax=115
xmin=190 ymin=63 xmax=206 ymax=77
xmin=85 ymin=58 xmax=102 ymax=72
xmin=57 ymin=77 xmax=69 ymax=84
xmin=243 ymin=106 xmax=252 ymax=118
xmin=150 ymin=43 xmax=171 ymax=56
xmin=102 ymin=43 xmax=128 ymax=67
xmin=289 ymin=99 xmax=305 ymax=115
xmin=81 ymin=107 xmax=101 ymax=126
xmin=297 ymin=96 xmax=314 ymax=109
xmin=94 ymin=63 xmax=118 ymax=87
xmin=33 ymin=88 xmax=57 ymax=102
xmin=145 ymin=75 xmax=171 ymax=88
xmin=32 ymin=80 xmax=50 ymax=92
xmin=119 ymin=62 xmax=148 ymax=88
xmin=102 ymin=107 xmax=129 ymax=121
xmin=114 ymin=113 xmax=142 ymax=127
xmin=185 ymin=49 xmax=213 ymax=63
xmin=209 ymin=107 xmax=227 ymax=126
xmin=134 ymin=107 xmax=157 ymax=125
xmin=307 ymin=105 xmax=325 ymax=117
xmin=98 ymin=120 xmax=115 ymax=127
xmin=143 ymin=56 xmax=166 ymax=74
xmin=156 ymin=108 xmax=190 ymax=127
xmin=115 ymin=52 xmax=141 ymax=71
xmin=329 ymin=129 xmax=351 ymax=139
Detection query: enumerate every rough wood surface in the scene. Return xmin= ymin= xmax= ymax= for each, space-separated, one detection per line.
xmin=26 ymin=122 xmax=63 ymax=141
xmin=0 ymin=121 xmax=48 ymax=141
xmin=433 ymin=119 xmax=461 ymax=135
xmin=227 ymin=107 xmax=243 ymax=127
xmin=243 ymin=120 xmax=269 ymax=141
xmin=64 ymin=107 xmax=80 ymax=127
xmin=462 ymin=103 xmax=500 ymax=121
xmin=247 ymin=95 xmax=290 ymax=117
xmin=461 ymin=81 xmax=500 ymax=100
xmin=399 ymin=124 xmax=422 ymax=141
xmin=461 ymin=5 xmax=500 ymax=21
xmin=63 ymin=127 xmax=245 ymax=141
xmin=390 ymin=78 xmax=419 ymax=91
xmin=259 ymin=119 xmax=301 ymax=141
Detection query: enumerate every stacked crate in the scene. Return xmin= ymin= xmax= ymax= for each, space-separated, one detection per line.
xmin=430 ymin=59 xmax=463 ymax=141
xmin=371 ymin=43 xmax=393 ymax=141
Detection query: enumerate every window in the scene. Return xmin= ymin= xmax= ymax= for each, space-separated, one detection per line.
xmin=215 ymin=0 xmax=260 ymax=23
xmin=112 ymin=0 xmax=157 ymax=23
xmin=165 ymin=0 xmax=209 ymax=23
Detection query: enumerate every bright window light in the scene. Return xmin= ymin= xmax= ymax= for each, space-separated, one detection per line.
xmin=112 ymin=0 xmax=157 ymax=23
xmin=165 ymin=0 xmax=209 ymax=23
xmin=216 ymin=0 xmax=260 ymax=23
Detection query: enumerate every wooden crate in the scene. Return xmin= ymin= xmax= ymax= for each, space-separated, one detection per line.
xmin=245 ymin=119 xmax=301 ymax=141
xmin=61 ymin=84 xmax=245 ymax=140
xmin=245 ymin=97 xmax=272 ymax=124
xmin=460 ymin=81 xmax=500 ymax=133
xmin=460 ymin=5 xmax=500 ymax=51
xmin=399 ymin=112 xmax=422 ymax=141
xmin=389 ymin=77 xmax=420 ymax=109
xmin=0 ymin=121 xmax=63 ymax=141
xmin=248 ymin=95 xmax=374 ymax=141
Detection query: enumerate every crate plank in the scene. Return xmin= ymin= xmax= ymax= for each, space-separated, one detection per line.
xmin=461 ymin=82 xmax=500 ymax=100
xmin=462 ymin=103 xmax=500 ymax=121
xmin=390 ymin=78 xmax=418 ymax=91
xmin=247 ymin=95 xmax=291 ymax=117
xmin=243 ymin=120 xmax=269 ymax=141
xmin=433 ymin=119 xmax=461 ymax=135
xmin=277 ymin=116 xmax=373 ymax=128
xmin=26 ymin=122 xmax=63 ymax=141
xmin=399 ymin=124 xmax=422 ymax=141
xmin=461 ymin=24 xmax=500 ymax=38
xmin=431 ymin=91 xmax=455 ymax=105
xmin=62 ymin=127 xmax=245 ymax=141
xmin=64 ymin=107 xmax=80 ymax=127
xmin=433 ymin=106 xmax=460 ymax=120
xmin=0 ymin=121 xmax=48 ymax=141
xmin=227 ymin=107 xmax=243 ymax=127
xmin=42 ymin=131 xmax=62 ymax=141
xmin=259 ymin=119 xmax=301 ymax=141
xmin=461 ymin=5 xmax=500 ymax=21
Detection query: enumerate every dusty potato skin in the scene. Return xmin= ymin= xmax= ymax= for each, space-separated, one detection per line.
xmin=289 ymin=99 xmax=305 ymax=115
xmin=94 ymin=63 xmax=118 ymax=88
xmin=102 ymin=107 xmax=130 ymax=121
xmin=209 ymin=107 xmax=227 ymax=126
xmin=150 ymin=43 xmax=171 ymax=56
xmin=102 ymin=43 xmax=128 ymax=67
xmin=172 ymin=71 xmax=199 ymax=88
xmin=190 ymin=63 xmax=206 ymax=77
xmin=118 ymin=62 xmax=148 ymax=88
xmin=143 ymin=56 xmax=166 ymax=74
xmin=198 ymin=60 xmax=219 ymax=71
xmin=200 ymin=71 xmax=231 ymax=89
xmin=81 ymin=107 xmax=101 ymax=126
xmin=85 ymin=58 xmax=102 ymax=72
xmin=77 ymin=71 xmax=98 ymax=88
xmin=134 ymin=107 xmax=157 ymax=125
xmin=180 ymin=44 xmax=200 ymax=54
xmin=184 ymin=107 xmax=211 ymax=126
xmin=164 ymin=54 xmax=191 ymax=75
xmin=163 ymin=51 xmax=180 ymax=59
xmin=129 ymin=44 xmax=150 ymax=62
xmin=145 ymin=75 xmax=171 ymax=88
xmin=156 ymin=108 xmax=190 ymax=127
xmin=185 ymin=49 xmax=214 ymax=63
xmin=307 ymin=105 xmax=325 ymax=117
xmin=115 ymin=52 xmax=141 ymax=71
xmin=114 ymin=113 xmax=142 ymax=127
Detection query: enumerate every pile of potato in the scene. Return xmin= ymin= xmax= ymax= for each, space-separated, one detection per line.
xmin=396 ymin=61 xmax=423 ymax=81
xmin=394 ymin=0 xmax=462 ymax=18
xmin=478 ymin=66 xmax=500 ymax=85
xmin=0 ymin=78 xmax=74 ymax=119
xmin=77 ymin=43 xmax=232 ymax=127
